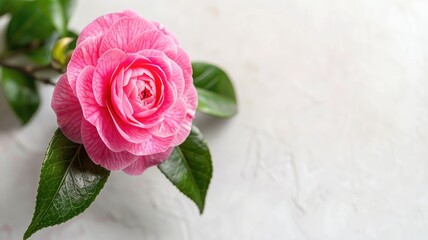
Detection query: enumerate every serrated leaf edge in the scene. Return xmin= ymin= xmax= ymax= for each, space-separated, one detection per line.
xmin=23 ymin=132 xmax=109 ymax=239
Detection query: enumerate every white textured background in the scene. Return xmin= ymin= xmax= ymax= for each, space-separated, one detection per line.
xmin=1 ymin=0 xmax=428 ymax=239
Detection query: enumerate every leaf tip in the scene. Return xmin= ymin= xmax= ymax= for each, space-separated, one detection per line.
xmin=23 ymin=227 xmax=34 ymax=240
xmin=22 ymin=129 xmax=110 ymax=239
xmin=23 ymin=219 xmax=40 ymax=240
xmin=197 ymin=204 xmax=205 ymax=215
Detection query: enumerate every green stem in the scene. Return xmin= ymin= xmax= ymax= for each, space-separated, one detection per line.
xmin=0 ymin=59 xmax=57 ymax=86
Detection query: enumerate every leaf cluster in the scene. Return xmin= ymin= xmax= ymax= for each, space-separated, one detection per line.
xmin=0 ymin=0 xmax=76 ymax=124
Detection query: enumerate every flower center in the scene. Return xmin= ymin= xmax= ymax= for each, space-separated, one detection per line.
xmin=139 ymin=88 xmax=151 ymax=99
xmin=137 ymin=80 xmax=155 ymax=106
xmin=109 ymin=55 xmax=166 ymax=124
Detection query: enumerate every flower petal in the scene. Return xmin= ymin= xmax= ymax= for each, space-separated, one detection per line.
xmin=133 ymin=73 xmax=176 ymax=122
xmin=100 ymin=16 xmax=157 ymax=54
xmin=51 ymin=74 xmax=83 ymax=143
xmin=76 ymin=65 xmax=131 ymax=152
xmin=125 ymin=30 xmax=177 ymax=57
xmin=172 ymin=86 xmax=197 ymax=145
xmin=122 ymin=147 xmax=173 ymax=175
xmin=173 ymin=47 xmax=193 ymax=95
xmin=67 ymin=35 xmax=102 ymax=95
xmin=169 ymin=59 xmax=185 ymax=98
xmin=152 ymin=21 xmax=179 ymax=44
xmin=137 ymin=49 xmax=173 ymax=80
xmin=75 ymin=66 xmax=100 ymax=124
xmin=149 ymin=98 xmax=187 ymax=138
xmin=108 ymin=105 xmax=153 ymax=144
xmin=93 ymin=48 xmax=127 ymax=106
xmin=126 ymin=134 xmax=175 ymax=156
xmin=81 ymin=120 xmax=137 ymax=170
xmin=77 ymin=10 xmax=138 ymax=45
xmin=97 ymin=108 xmax=132 ymax=152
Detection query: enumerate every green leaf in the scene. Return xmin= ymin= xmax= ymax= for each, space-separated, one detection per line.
xmin=196 ymin=88 xmax=238 ymax=118
xmin=26 ymin=48 xmax=52 ymax=66
xmin=0 ymin=67 xmax=40 ymax=124
xmin=26 ymin=33 xmax=59 ymax=65
xmin=159 ymin=126 xmax=212 ymax=213
xmin=24 ymin=129 xmax=110 ymax=240
xmin=27 ymin=31 xmax=76 ymax=65
xmin=6 ymin=1 xmax=55 ymax=49
xmin=0 ymin=0 xmax=11 ymax=15
xmin=192 ymin=62 xmax=237 ymax=118
xmin=0 ymin=0 xmax=24 ymax=15
xmin=37 ymin=0 xmax=75 ymax=36
xmin=65 ymin=30 xmax=78 ymax=50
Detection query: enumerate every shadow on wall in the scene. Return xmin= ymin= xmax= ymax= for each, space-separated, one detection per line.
xmin=193 ymin=112 xmax=234 ymax=138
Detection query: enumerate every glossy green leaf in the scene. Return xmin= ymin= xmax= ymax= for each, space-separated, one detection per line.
xmin=6 ymin=1 xmax=55 ymax=49
xmin=192 ymin=62 xmax=237 ymax=118
xmin=65 ymin=30 xmax=78 ymax=50
xmin=37 ymin=0 xmax=75 ymax=36
xmin=24 ymin=129 xmax=110 ymax=240
xmin=0 ymin=0 xmax=24 ymax=15
xmin=196 ymin=88 xmax=237 ymax=118
xmin=0 ymin=0 xmax=11 ymax=15
xmin=26 ymin=33 xmax=58 ymax=65
xmin=159 ymin=126 xmax=212 ymax=213
xmin=26 ymin=48 xmax=52 ymax=65
xmin=0 ymin=67 xmax=40 ymax=124
xmin=27 ymin=31 xmax=76 ymax=65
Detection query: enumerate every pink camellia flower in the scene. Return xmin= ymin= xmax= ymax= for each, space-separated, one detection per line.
xmin=51 ymin=10 xmax=197 ymax=175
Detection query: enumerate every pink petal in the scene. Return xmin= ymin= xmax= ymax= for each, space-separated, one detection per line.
xmin=133 ymin=73 xmax=176 ymax=122
xmin=185 ymin=85 xmax=198 ymax=115
xmin=172 ymin=86 xmax=197 ymax=145
xmin=76 ymin=65 xmax=131 ymax=152
xmin=81 ymin=120 xmax=138 ymax=170
xmin=110 ymin=68 xmax=128 ymax=120
xmin=152 ymin=21 xmax=179 ymax=45
xmin=136 ymin=49 xmax=173 ymax=86
xmin=77 ymin=10 xmax=138 ymax=45
xmin=125 ymin=30 xmax=177 ymax=57
xmin=75 ymin=66 xmax=100 ymax=124
xmin=96 ymin=108 xmax=132 ymax=152
xmin=149 ymin=98 xmax=187 ymax=138
xmin=126 ymin=134 xmax=175 ymax=156
xmin=108 ymin=105 xmax=153 ymax=144
xmin=169 ymin=59 xmax=185 ymax=98
xmin=67 ymin=35 xmax=102 ymax=95
xmin=123 ymin=147 xmax=174 ymax=175
xmin=93 ymin=48 xmax=127 ymax=106
xmin=99 ymin=16 xmax=157 ymax=54
xmin=127 ymin=62 xmax=176 ymax=123
xmin=51 ymin=74 xmax=83 ymax=143
xmin=120 ymin=90 xmax=134 ymax=117
xmin=172 ymin=47 xmax=193 ymax=95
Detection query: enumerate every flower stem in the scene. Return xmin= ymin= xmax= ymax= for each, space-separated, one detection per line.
xmin=0 ymin=59 xmax=57 ymax=86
